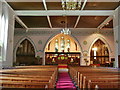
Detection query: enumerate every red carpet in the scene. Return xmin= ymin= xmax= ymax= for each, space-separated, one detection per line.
xmin=58 ymin=64 xmax=68 ymax=68
xmin=56 ymin=72 xmax=76 ymax=90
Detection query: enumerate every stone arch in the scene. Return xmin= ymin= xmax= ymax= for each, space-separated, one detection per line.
xmin=43 ymin=33 xmax=83 ymax=53
xmin=88 ymin=36 xmax=112 ymax=56
xmin=14 ymin=36 xmax=37 ymax=63
xmin=43 ymin=33 xmax=83 ymax=65
xmin=88 ymin=37 xmax=112 ymax=66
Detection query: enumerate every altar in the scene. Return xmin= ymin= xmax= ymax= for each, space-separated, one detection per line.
xmin=45 ymin=52 xmax=80 ymax=65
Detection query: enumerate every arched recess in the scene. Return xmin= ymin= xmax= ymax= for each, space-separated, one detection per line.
xmin=14 ymin=37 xmax=38 ymax=65
xmin=88 ymin=37 xmax=112 ymax=56
xmin=44 ymin=33 xmax=82 ymax=65
xmin=89 ymin=38 xmax=111 ymax=66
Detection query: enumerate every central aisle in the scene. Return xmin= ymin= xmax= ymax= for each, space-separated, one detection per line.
xmin=56 ymin=64 xmax=76 ymax=89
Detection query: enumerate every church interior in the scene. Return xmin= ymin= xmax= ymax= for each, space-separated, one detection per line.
xmin=0 ymin=0 xmax=120 ymax=89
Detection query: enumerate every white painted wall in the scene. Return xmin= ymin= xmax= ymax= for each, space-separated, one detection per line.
xmin=14 ymin=28 xmax=115 ymax=66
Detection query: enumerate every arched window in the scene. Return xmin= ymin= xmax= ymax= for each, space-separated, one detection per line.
xmin=66 ymin=39 xmax=70 ymax=52
xmin=61 ymin=37 xmax=65 ymax=52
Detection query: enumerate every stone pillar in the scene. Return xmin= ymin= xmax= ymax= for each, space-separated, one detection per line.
xmin=0 ymin=1 xmax=2 ymax=68
xmin=42 ymin=52 xmax=45 ymax=65
xmin=1 ymin=3 xmax=15 ymax=68
xmin=113 ymin=6 xmax=120 ymax=68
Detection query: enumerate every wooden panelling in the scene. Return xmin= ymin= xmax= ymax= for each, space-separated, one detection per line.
xmin=46 ymin=2 xmax=62 ymax=10
xmin=8 ymin=2 xmax=44 ymax=10
xmin=119 ymin=55 xmax=120 ymax=68
xmin=84 ymin=2 xmax=119 ymax=10
xmin=19 ymin=16 xmax=50 ymax=28
xmin=76 ymin=16 xmax=108 ymax=28
xmin=50 ymin=16 xmax=78 ymax=28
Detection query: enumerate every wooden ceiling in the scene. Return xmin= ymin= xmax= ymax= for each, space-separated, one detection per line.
xmin=8 ymin=2 xmax=45 ymax=10
xmin=15 ymin=20 xmax=23 ymax=28
xmin=19 ymin=16 xmax=50 ymax=28
xmin=8 ymin=2 xmax=119 ymax=10
xmin=50 ymin=16 xmax=78 ymax=28
xmin=11 ymin=1 xmax=119 ymax=29
xmin=76 ymin=16 xmax=108 ymax=28
xmin=84 ymin=2 xmax=119 ymax=10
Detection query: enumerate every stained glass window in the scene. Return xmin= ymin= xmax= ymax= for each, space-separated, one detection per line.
xmin=61 ymin=37 xmax=65 ymax=52
xmin=55 ymin=39 xmax=58 ymax=52
xmin=66 ymin=39 xmax=70 ymax=52
xmin=54 ymin=37 xmax=71 ymax=52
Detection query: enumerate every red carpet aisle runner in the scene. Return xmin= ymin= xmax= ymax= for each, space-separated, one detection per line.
xmin=56 ymin=64 xmax=76 ymax=90
xmin=56 ymin=72 xmax=76 ymax=90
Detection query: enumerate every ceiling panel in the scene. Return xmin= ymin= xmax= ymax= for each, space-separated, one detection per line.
xmin=50 ymin=16 xmax=78 ymax=28
xmin=19 ymin=16 xmax=50 ymax=28
xmin=76 ymin=16 xmax=108 ymax=28
xmin=103 ymin=20 xmax=113 ymax=28
xmin=8 ymin=2 xmax=44 ymax=10
xmin=84 ymin=2 xmax=120 ymax=10
xmin=47 ymin=2 xmax=62 ymax=10
xmin=15 ymin=20 xmax=23 ymax=28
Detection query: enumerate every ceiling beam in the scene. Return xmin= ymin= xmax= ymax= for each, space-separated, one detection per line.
xmin=47 ymin=16 xmax=52 ymax=28
xmin=28 ymin=28 xmax=98 ymax=30
xmin=97 ymin=16 xmax=113 ymax=29
xmin=42 ymin=0 xmax=47 ymax=10
xmin=74 ymin=0 xmax=88 ymax=28
xmin=15 ymin=10 xmax=114 ymax=16
xmin=42 ymin=0 xmax=52 ymax=28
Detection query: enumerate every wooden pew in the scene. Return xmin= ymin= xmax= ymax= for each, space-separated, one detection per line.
xmin=83 ymin=77 xmax=120 ymax=89
xmin=0 ymin=65 xmax=58 ymax=89
xmin=0 ymin=74 xmax=51 ymax=79
xmin=80 ymin=73 xmax=119 ymax=89
xmin=68 ymin=66 xmax=120 ymax=89
xmin=88 ymin=82 xmax=120 ymax=89
xmin=0 ymin=80 xmax=48 ymax=88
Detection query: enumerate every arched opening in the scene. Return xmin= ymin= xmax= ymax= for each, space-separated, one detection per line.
xmin=90 ymin=39 xmax=110 ymax=67
xmin=16 ymin=39 xmax=39 ymax=66
xmin=45 ymin=33 xmax=81 ymax=65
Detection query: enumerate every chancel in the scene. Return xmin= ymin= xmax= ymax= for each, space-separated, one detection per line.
xmin=0 ymin=0 xmax=120 ymax=89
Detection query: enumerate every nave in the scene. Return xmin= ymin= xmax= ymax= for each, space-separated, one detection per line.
xmin=0 ymin=0 xmax=120 ymax=89
xmin=0 ymin=65 xmax=120 ymax=90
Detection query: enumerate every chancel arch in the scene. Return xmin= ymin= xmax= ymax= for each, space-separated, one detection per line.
xmin=44 ymin=33 xmax=81 ymax=65
xmin=90 ymin=39 xmax=111 ymax=67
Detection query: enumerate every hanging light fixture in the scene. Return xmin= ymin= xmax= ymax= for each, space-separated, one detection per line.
xmin=61 ymin=16 xmax=71 ymax=35
xmin=61 ymin=0 xmax=81 ymax=10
